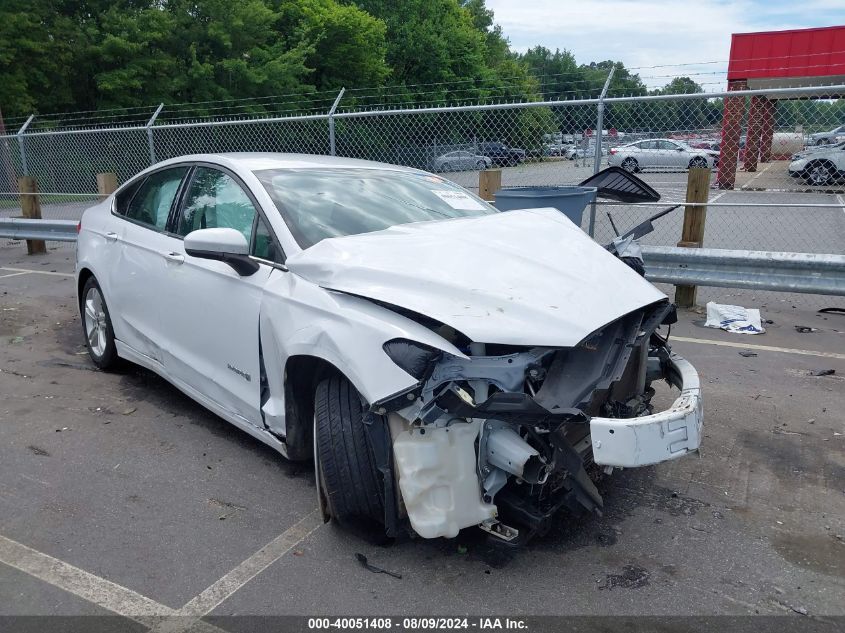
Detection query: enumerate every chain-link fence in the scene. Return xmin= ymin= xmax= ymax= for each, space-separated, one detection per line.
xmin=2 ymin=84 xmax=844 ymax=287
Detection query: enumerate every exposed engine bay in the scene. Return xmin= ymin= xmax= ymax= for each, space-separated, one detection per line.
xmin=364 ymin=299 xmax=700 ymax=543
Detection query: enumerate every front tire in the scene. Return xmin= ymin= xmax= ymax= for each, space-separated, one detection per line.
xmin=314 ymin=375 xmax=385 ymax=533
xmin=80 ymin=276 xmax=119 ymax=370
xmin=805 ymin=160 xmax=835 ymax=186
xmin=621 ymin=157 xmax=638 ymax=172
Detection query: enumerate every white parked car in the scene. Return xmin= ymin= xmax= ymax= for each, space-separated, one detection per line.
xmin=788 ymin=144 xmax=845 ymax=186
xmin=566 ymin=144 xmax=608 ymax=160
xmin=608 ymin=139 xmax=717 ymax=172
xmin=432 ymin=150 xmax=491 ymax=172
xmin=76 ymin=153 xmax=703 ymax=543
xmin=807 ymin=124 xmax=845 ymax=146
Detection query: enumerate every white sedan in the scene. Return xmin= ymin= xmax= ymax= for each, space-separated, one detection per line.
xmin=76 ymin=153 xmax=702 ymax=543
xmin=608 ymin=139 xmax=717 ymax=172
xmin=431 ymin=150 xmax=492 ymax=172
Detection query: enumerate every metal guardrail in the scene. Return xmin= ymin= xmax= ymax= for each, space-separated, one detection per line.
xmin=2 ymin=219 xmax=843 ymax=296
xmin=0 ymin=218 xmax=78 ymax=242
xmin=642 ymin=246 xmax=845 ymax=296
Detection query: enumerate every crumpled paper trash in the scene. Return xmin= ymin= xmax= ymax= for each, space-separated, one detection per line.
xmin=704 ymin=302 xmax=765 ymax=334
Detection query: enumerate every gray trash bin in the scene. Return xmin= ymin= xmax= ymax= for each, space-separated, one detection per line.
xmin=493 ymin=186 xmax=597 ymax=226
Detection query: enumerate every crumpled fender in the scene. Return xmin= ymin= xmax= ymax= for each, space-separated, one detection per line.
xmin=259 ymin=270 xmax=465 ymax=433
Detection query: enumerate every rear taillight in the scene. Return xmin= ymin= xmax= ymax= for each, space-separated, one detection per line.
xmin=609 ymin=148 xmax=617 ymax=155
xmin=76 ymin=221 xmax=81 ymax=233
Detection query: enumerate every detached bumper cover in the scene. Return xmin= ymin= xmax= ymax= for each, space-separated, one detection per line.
xmin=590 ymin=353 xmax=702 ymax=467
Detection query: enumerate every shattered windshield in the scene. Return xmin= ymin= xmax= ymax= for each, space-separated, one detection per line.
xmin=254 ymin=168 xmax=499 ymax=249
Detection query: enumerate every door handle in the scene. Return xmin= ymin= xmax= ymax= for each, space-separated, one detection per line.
xmin=163 ymin=252 xmax=185 ymax=264
xmin=105 ymin=232 xmax=118 ymax=242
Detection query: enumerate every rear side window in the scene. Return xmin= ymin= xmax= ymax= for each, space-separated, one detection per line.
xmin=176 ymin=167 xmax=257 ymax=243
xmin=124 ymin=168 xmax=188 ymax=230
xmin=114 ymin=179 xmax=144 ymax=215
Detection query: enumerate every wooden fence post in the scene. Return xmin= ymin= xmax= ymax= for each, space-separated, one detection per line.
xmin=478 ymin=169 xmax=501 ymax=202
xmin=674 ymin=167 xmax=711 ymax=308
xmin=96 ymin=172 xmax=118 ymax=199
xmin=17 ymin=176 xmax=46 ymax=255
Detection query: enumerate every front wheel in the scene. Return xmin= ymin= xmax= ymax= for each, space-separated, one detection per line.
xmin=80 ymin=276 xmax=119 ymax=370
xmin=621 ymin=157 xmax=638 ymax=172
xmin=314 ymin=375 xmax=385 ymax=534
xmin=476 ymin=160 xmax=486 ymax=169
xmin=805 ymin=160 xmax=835 ymax=186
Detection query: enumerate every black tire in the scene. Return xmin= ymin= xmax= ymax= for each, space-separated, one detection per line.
xmin=689 ymin=156 xmax=708 ymax=169
xmin=805 ymin=160 xmax=835 ymax=186
xmin=79 ymin=276 xmax=120 ymax=370
xmin=476 ymin=160 xmax=486 ymax=169
xmin=816 ymin=138 xmax=828 ymax=146
xmin=442 ymin=162 xmax=453 ymax=172
xmin=315 ymin=375 xmax=384 ymax=532
xmin=621 ymin=157 xmax=638 ymax=173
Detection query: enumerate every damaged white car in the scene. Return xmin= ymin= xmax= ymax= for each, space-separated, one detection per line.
xmin=76 ymin=153 xmax=702 ymax=543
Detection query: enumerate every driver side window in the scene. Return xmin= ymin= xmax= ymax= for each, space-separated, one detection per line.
xmin=177 ymin=167 xmax=257 ymax=243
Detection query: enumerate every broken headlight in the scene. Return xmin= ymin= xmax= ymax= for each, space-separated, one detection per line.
xmin=383 ymin=339 xmax=442 ymax=380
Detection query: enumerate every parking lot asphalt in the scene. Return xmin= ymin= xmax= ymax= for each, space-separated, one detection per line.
xmin=0 ymin=245 xmax=844 ymax=627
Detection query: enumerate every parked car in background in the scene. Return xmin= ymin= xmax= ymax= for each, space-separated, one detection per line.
xmin=793 ymin=139 xmax=845 ymax=159
xmin=788 ymin=143 xmax=845 ymax=185
xmin=688 ymin=139 xmax=720 ymax=152
xmin=608 ymin=139 xmax=718 ymax=172
xmin=544 ymin=143 xmax=574 ymax=157
xmin=479 ymin=141 xmax=526 ymax=167
xmin=75 ymin=152 xmax=703 ymax=544
xmin=567 ymin=144 xmax=608 ymax=160
xmin=807 ymin=124 xmax=845 ymax=146
xmin=432 ymin=150 xmax=492 ymax=172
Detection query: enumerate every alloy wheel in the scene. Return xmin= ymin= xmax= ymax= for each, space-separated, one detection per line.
xmin=83 ymin=286 xmax=108 ymax=358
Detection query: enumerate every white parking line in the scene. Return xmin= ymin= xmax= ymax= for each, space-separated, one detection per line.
xmin=0 ymin=271 xmax=31 ymax=278
xmin=179 ymin=509 xmax=323 ymax=616
xmin=671 ymin=335 xmax=845 ymax=360
xmin=739 ymin=162 xmax=773 ymax=189
xmin=0 ymin=508 xmax=323 ymax=628
xmin=0 ymin=533 xmax=177 ymax=618
xmin=0 ymin=266 xmax=74 ymax=278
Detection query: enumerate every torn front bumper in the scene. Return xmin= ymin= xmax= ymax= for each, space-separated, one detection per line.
xmin=589 ymin=353 xmax=702 ymax=468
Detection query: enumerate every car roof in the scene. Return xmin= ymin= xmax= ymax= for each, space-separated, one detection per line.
xmin=154 ymin=152 xmax=423 ymax=174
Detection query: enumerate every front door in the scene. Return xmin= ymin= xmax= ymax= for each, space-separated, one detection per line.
xmin=160 ymin=166 xmax=276 ymax=426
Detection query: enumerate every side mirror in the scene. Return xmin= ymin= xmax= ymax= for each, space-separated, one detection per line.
xmin=184 ymin=228 xmax=259 ymax=276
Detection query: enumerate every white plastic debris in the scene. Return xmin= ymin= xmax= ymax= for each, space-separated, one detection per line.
xmin=704 ymin=302 xmax=766 ymax=335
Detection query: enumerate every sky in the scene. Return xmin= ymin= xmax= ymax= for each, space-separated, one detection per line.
xmin=486 ymin=0 xmax=845 ymax=92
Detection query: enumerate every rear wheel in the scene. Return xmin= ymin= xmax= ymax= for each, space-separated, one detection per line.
xmin=805 ymin=160 xmax=835 ymax=186
xmin=80 ymin=276 xmax=119 ymax=370
xmin=621 ymin=157 xmax=638 ymax=172
xmin=476 ymin=160 xmax=486 ymax=169
xmin=689 ymin=156 xmax=708 ymax=169
xmin=314 ymin=375 xmax=385 ymax=533
xmin=442 ymin=162 xmax=453 ymax=172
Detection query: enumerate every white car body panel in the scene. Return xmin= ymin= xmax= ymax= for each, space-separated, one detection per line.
xmin=75 ymin=152 xmax=703 ymax=541
xmin=286 ymin=208 xmax=665 ymax=347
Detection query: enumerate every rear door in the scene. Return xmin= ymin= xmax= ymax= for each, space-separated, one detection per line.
xmin=109 ymin=166 xmax=190 ymax=364
xmin=160 ymin=165 xmax=280 ymax=426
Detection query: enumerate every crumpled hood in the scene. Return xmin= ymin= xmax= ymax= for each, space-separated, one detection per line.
xmin=286 ymin=208 xmax=666 ymax=347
